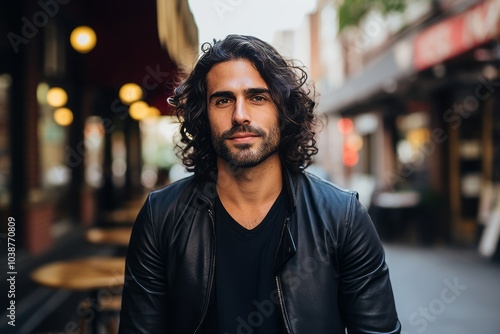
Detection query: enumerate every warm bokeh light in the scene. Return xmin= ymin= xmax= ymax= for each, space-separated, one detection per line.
xmin=146 ymin=106 xmax=161 ymax=118
xmin=141 ymin=167 xmax=158 ymax=188
xmin=345 ymin=134 xmax=363 ymax=151
xmin=337 ymin=118 xmax=354 ymax=134
xmin=129 ymin=101 xmax=149 ymax=120
xmin=343 ymin=148 xmax=359 ymax=167
xmin=37 ymin=82 xmax=49 ymax=105
xmin=119 ymin=83 xmax=143 ymax=105
xmin=46 ymin=87 xmax=68 ymax=107
xmin=407 ymin=128 xmax=430 ymax=148
xmin=53 ymin=107 xmax=74 ymax=126
xmin=70 ymin=26 xmax=97 ymax=53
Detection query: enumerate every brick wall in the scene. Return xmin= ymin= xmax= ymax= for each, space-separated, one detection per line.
xmin=24 ymin=202 xmax=54 ymax=255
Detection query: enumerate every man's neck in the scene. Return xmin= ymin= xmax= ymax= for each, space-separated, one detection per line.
xmin=215 ymin=154 xmax=283 ymax=229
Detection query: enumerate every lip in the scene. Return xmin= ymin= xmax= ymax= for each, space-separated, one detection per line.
xmin=228 ymin=132 xmax=258 ymax=139
xmin=228 ymin=133 xmax=259 ymax=142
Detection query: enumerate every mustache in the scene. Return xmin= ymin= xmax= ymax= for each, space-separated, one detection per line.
xmin=220 ymin=125 xmax=266 ymax=140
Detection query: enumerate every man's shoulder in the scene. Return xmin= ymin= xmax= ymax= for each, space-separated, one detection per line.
xmin=300 ymin=171 xmax=357 ymax=201
xmin=147 ymin=175 xmax=199 ymax=206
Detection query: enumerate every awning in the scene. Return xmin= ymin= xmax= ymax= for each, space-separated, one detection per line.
xmin=322 ymin=0 xmax=500 ymax=115
xmin=320 ymin=37 xmax=414 ymax=114
xmin=414 ymin=0 xmax=500 ymax=71
xmin=157 ymin=0 xmax=199 ymax=70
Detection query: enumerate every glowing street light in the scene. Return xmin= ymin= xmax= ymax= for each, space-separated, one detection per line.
xmin=337 ymin=118 xmax=354 ymax=135
xmin=146 ymin=106 xmax=161 ymax=118
xmin=46 ymin=87 xmax=68 ymax=107
xmin=129 ymin=101 xmax=149 ymax=120
xmin=119 ymin=83 xmax=143 ymax=105
xmin=70 ymin=26 xmax=97 ymax=53
xmin=53 ymin=107 xmax=74 ymax=126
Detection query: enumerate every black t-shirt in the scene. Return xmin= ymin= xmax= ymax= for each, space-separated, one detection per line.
xmin=214 ymin=191 xmax=287 ymax=334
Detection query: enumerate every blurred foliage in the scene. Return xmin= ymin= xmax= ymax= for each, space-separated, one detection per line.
xmin=338 ymin=0 xmax=408 ymax=31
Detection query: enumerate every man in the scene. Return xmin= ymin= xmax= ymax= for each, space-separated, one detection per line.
xmin=119 ymin=34 xmax=401 ymax=334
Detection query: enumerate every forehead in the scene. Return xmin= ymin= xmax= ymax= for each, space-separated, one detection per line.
xmin=206 ymin=59 xmax=268 ymax=94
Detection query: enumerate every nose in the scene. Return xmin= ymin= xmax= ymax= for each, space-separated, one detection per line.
xmin=232 ymin=99 xmax=251 ymax=125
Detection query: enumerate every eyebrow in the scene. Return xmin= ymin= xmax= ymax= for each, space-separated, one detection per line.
xmin=245 ymin=87 xmax=271 ymax=95
xmin=208 ymin=91 xmax=235 ymax=103
xmin=208 ymin=87 xmax=271 ymax=103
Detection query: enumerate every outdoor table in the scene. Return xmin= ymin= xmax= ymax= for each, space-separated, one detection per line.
xmin=31 ymin=257 xmax=125 ymax=334
xmin=85 ymin=227 xmax=132 ymax=247
xmin=102 ymin=207 xmax=140 ymax=225
xmin=370 ymin=191 xmax=421 ymax=242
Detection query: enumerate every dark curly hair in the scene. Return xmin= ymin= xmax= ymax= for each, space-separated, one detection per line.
xmin=169 ymin=34 xmax=318 ymax=179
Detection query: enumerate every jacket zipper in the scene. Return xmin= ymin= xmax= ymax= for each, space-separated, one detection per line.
xmin=193 ymin=208 xmax=216 ymax=334
xmin=275 ymin=217 xmax=293 ymax=334
xmin=275 ymin=276 xmax=292 ymax=334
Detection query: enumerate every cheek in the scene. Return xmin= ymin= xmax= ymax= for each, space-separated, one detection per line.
xmin=266 ymin=112 xmax=280 ymax=130
xmin=207 ymin=113 xmax=225 ymax=135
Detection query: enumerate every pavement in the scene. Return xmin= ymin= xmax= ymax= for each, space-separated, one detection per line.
xmin=384 ymin=243 xmax=500 ymax=334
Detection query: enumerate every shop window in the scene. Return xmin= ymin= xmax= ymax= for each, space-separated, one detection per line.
xmin=395 ymin=111 xmax=431 ymax=168
xmin=111 ymin=131 xmax=127 ymax=188
xmin=38 ymin=83 xmax=71 ymax=188
xmin=140 ymin=116 xmax=183 ymax=188
xmin=457 ymin=111 xmax=482 ymax=221
xmin=448 ymin=97 xmax=487 ymax=245
xmin=84 ymin=116 xmax=105 ymax=188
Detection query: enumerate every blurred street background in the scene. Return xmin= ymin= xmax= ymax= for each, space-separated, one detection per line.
xmin=1 ymin=0 xmax=500 ymax=333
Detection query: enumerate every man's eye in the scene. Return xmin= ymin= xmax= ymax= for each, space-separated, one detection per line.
xmin=251 ymin=95 xmax=266 ymax=102
xmin=215 ymin=98 xmax=230 ymax=105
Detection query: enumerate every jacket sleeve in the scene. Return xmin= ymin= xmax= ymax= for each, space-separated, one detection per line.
xmin=338 ymin=193 xmax=401 ymax=334
xmin=119 ymin=195 xmax=168 ymax=333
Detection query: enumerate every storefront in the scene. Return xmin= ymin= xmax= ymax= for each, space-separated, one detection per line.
xmin=412 ymin=0 xmax=500 ymax=246
xmin=322 ymin=0 xmax=500 ymax=247
xmin=0 ymin=0 xmax=197 ymax=256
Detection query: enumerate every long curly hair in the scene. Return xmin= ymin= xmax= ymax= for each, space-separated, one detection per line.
xmin=169 ymin=34 xmax=318 ymax=180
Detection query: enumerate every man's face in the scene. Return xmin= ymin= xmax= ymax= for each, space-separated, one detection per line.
xmin=206 ymin=59 xmax=280 ymax=168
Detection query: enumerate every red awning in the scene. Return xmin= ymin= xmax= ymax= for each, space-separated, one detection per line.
xmin=414 ymin=0 xmax=500 ymax=70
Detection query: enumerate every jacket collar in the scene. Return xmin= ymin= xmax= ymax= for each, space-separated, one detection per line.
xmin=282 ymin=166 xmax=298 ymax=215
xmin=195 ymin=165 xmax=299 ymax=213
xmin=275 ymin=166 xmax=300 ymax=273
xmin=193 ymin=166 xmax=300 ymax=273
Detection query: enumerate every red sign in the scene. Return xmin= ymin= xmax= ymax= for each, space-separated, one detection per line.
xmin=414 ymin=0 xmax=500 ymax=70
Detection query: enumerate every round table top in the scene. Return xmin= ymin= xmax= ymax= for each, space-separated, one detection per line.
xmin=31 ymin=257 xmax=125 ymax=291
xmin=86 ymin=227 xmax=132 ymax=246
xmin=102 ymin=208 xmax=139 ymax=224
xmin=372 ymin=191 xmax=420 ymax=208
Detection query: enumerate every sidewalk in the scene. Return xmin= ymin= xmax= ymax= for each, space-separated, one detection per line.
xmin=385 ymin=244 xmax=500 ymax=334
xmin=0 ymin=195 xmax=143 ymax=334
xmin=4 ymin=233 xmax=498 ymax=334
xmin=0 ymin=227 xmax=122 ymax=334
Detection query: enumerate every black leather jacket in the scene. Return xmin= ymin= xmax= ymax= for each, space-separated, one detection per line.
xmin=119 ymin=170 xmax=401 ymax=333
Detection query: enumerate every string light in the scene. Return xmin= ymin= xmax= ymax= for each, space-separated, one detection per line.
xmin=53 ymin=107 xmax=74 ymax=126
xmin=46 ymin=87 xmax=68 ymax=107
xmin=70 ymin=26 xmax=97 ymax=53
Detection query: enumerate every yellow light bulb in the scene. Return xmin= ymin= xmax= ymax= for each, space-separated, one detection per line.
xmin=54 ymin=108 xmax=74 ymax=126
xmin=146 ymin=106 xmax=161 ymax=118
xmin=129 ymin=101 xmax=149 ymax=120
xmin=46 ymin=87 xmax=68 ymax=107
xmin=119 ymin=83 xmax=143 ymax=105
xmin=70 ymin=26 xmax=97 ymax=53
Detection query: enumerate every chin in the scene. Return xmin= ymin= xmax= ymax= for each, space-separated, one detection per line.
xmin=224 ymin=150 xmax=278 ymax=170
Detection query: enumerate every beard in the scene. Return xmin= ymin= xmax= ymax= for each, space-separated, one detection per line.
xmin=211 ymin=124 xmax=280 ymax=169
